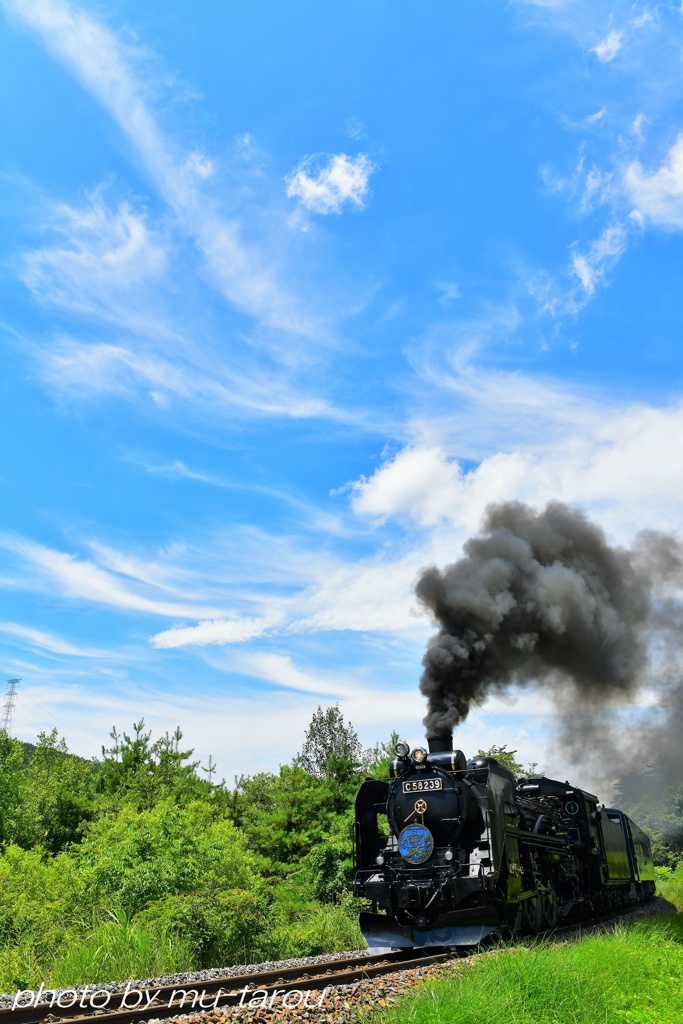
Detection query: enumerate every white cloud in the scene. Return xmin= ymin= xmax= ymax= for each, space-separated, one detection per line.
xmin=570 ymin=222 xmax=628 ymax=297
xmin=3 ymin=0 xmax=316 ymax=336
xmin=350 ymin=387 xmax=683 ymax=543
xmin=632 ymin=11 xmax=655 ymax=30
xmin=345 ymin=118 xmax=365 ymax=140
xmin=591 ymin=30 xmax=623 ymax=62
xmin=213 ymin=651 xmax=349 ymax=697
xmin=436 ymin=281 xmax=460 ymax=306
xmin=152 ymin=615 xmax=279 ymax=648
xmin=20 ymin=194 xmax=168 ymax=326
xmin=352 ymin=446 xmax=459 ymax=527
xmin=285 ymin=153 xmax=375 ymax=215
xmin=532 ymin=218 xmax=630 ymax=317
xmin=131 ymin=458 xmax=222 ymax=485
xmin=183 ymin=151 xmax=215 ymax=180
xmin=38 ymin=339 xmax=334 ymax=420
xmin=0 ymin=622 xmax=112 ymax=657
xmin=625 ymin=134 xmax=683 ymax=228
xmin=0 ymin=535 xmax=231 ymax=619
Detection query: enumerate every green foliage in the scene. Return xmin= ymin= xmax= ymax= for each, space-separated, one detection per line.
xmin=0 ymin=844 xmax=88 ymax=989
xmin=265 ymin=889 xmax=365 ymax=958
xmin=0 ymin=730 xmax=24 ymax=844
xmin=299 ymin=703 xmax=369 ymax=783
xmin=368 ymin=916 xmax=683 ymax=1024
xmin=234 ymin=765 xmax=346 ymax=872
xmin=74 ymin=800 xmax=260 ymax=912
xmin=368 ymin=730 xmax=401 ymax=779
xmin=98 ymin=721 xmax=211 ymax=809
xmin=614 ymin=767 xmax=683 ymax=867
xmin=48 ymin=910 xmax=194 ymax=987
xmin=656 ymin=863 xmax=683 ymax=910
xmin=475 ymin=744 xmax=541 ymax=779
xmin=0 ymin=705 xmax=383 ymax=987
xmin=7 ymin=730 xmax=96 ymax=853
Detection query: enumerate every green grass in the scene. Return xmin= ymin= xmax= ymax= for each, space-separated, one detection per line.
xmin=657 ymin=864 xmax=683 ymax=911
xmin=0 ymin=898 xmax=365 ymax=990
xmin=0 ymin=911 xmax=194 ymax=990
xmin=367 ymin=916 xmax=683 ymax=1024
xmin=48 ymin=910 xmax=195 ymax=987
xmin=267 ymin=901 xmax=366 ymax=958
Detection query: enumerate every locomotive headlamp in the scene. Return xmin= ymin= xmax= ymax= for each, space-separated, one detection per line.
xmin=394 ymin=741 xmax=410 ymax=758
xmin=411 ymin=746 xmax=428 ymax=763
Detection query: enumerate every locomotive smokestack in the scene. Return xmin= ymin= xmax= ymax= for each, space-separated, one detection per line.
xmin=427 ymin=731 xmax=453 ymax=754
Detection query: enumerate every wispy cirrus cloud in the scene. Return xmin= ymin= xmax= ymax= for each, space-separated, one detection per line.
xmin=129 ymin=457 xmax=224 ymax=486
xmin=1 ymin=0 xmax=314 ymax=336
xmin=37 ymin=338 xmax=335 ymax=420
xmin=569 ymin=221 xmax=628 ymax=298
xmin=0 ymin=534 xmax=231 ymax=619
xmin=3 ymin=0 xmax=360 ymax=434
xmin=285 ymin=153 xmax=376 ymax=215
xmin=513 ymin=0 xmax=683 ymax=318
xmin=152 ymin=615 xmax=281 ymax=649
xmin=0 ymin=621 xmax=115 ymax=657
xmin=21 ymin=194 xmax=167 ymax=321
xmin=591 ymin=30 xmax=622 ymax=62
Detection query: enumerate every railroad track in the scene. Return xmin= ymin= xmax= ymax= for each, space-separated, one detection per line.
xmin=4 ymin=949 xmax=450 ymax=1024
xmin=5 ymin=898 xmax=667 ymax=1024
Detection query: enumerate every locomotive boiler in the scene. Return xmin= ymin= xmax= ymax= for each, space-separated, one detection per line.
xmin=353 ymin=730 xmax=655 ymax=948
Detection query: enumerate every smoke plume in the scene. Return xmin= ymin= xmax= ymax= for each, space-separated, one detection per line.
xmin=416 ymin=502 xmax=683 ymax=771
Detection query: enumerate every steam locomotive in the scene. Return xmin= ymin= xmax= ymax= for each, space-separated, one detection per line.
xmin=353 ymin=731 xmax=655 ymax=948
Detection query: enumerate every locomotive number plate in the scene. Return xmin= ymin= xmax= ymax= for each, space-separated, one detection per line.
xmin=402 ymin=778 xmax=442 ymax=793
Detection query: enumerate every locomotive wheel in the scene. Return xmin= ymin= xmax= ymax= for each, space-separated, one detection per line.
xmin=541 ymin=889 xmax=559 ymax=929
xmin=522 ymin=895 xmax=542 ymax=934
xmin=506 ymin=904 xmax=523 ymax=939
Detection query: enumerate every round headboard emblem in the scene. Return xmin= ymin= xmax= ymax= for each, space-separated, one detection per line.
xmin=398 ymin=823 xmax=434 ymax=864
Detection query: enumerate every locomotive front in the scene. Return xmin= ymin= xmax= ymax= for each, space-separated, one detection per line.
xmin=354 ymin=732 xmax=507 ymax=948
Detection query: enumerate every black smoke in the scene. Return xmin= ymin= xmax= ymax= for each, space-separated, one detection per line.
xmin=415 ymin=501 xmax=683 ymax=773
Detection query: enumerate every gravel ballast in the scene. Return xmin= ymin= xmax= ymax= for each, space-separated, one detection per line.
xmin=4 ymin=897 xmax=676 ymax=1022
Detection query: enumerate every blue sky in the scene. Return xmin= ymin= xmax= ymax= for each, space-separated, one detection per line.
xmin=2 ymin=0 xmax=683 ymax=784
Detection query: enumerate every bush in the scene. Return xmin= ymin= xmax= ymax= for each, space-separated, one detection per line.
xmin=48 ymin=910 xmax=194 ymax=986
xmin=656 ymin=862 xmax=683 ymax=910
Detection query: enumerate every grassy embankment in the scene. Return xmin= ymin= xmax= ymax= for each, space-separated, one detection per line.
xmin=368 ymin=871 xmax=683 ymax=1024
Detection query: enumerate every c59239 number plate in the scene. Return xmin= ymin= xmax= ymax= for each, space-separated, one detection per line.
xmin=402 ymin=778 xmax=442 ymax=793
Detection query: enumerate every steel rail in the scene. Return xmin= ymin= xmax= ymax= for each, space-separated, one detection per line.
xmin=4 ymin=949 xmax=449 ymax=1024
xmin=4 ymin=898 xmax=660 ymax=1024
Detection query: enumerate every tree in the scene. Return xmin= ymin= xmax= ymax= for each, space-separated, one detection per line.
xmin=476 ymin=744 xmax=541 ymax=779
xmin=233 ymin=765 xmax=348 ymax=871
xmin=98 ymin=720 xmax=207 ymax=808
xmin=8 ymin=729 xmax=96 ymax=852
xmin=299 ymin=705 xmax=367 ymax=783
xmin=368 ymin=730 xmax=401 ymax=779
xmin=0 ymin=729 xmax=24 ymax=845
xmin=615 ymin=766 xmax=683 ymax=867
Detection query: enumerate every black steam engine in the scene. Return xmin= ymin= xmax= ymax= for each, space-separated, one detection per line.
xmin=353 ymin=731 xmax=656 ymax=948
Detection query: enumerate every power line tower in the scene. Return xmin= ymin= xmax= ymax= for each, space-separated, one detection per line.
xmin=1 ymin=678 xmax=21 ymax=736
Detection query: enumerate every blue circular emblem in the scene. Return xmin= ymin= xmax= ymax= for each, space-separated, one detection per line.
xmin=398 ymin=824 xmax=434 ymax=864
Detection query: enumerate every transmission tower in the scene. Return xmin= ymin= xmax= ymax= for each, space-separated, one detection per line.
xmin=1 ymin=678 xmax=21 ymax=736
